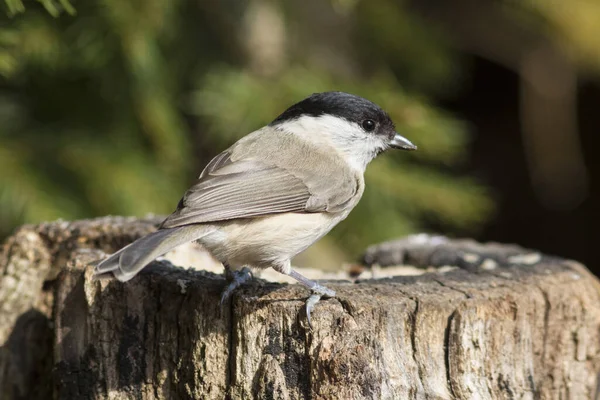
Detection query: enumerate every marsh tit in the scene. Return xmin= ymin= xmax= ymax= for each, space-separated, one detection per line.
xmin=95 ymin=91 xmax=416 ymax=324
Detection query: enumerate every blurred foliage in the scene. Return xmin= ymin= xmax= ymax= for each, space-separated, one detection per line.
xmin=353 ymin=0 xmax=460 ymax=96
xmin=515 ymin=0 xmax=600 ymax=73
xmin=0 ymin=0 xmax=193 ymax=237
xmin=0 ymin=0 xmax=493 ymax=261
xmin=2 ymin=0 xmax=74 ymax=17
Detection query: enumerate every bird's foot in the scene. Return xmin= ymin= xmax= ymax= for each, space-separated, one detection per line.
xmin=273 ymin=265 xmax=336 ymax=329
xmin=220 ymin=267 xmax=253 ymax=307
xmin=305 ymin=282 xmax=336 ymax=329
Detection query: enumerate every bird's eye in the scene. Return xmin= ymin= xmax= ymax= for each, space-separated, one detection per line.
xmin=362 ymin=119 xmax=376 ymax=132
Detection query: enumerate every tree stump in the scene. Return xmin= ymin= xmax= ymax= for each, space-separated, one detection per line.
xmin=1 ymin=217 xmax=600 ymax=399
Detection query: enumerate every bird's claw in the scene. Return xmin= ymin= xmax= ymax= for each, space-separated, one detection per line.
xmin=305 ymin=293 xmax=321 ymax=329
xmin=220 ymin=267 xmax=253 ymax=312
xmin=305 ymin=283 xmax=336 ymax=329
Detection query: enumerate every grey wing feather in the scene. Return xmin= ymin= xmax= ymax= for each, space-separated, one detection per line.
xmin=198 ymin=150 xmax=232 ymax=179
xmin=161 ymin=152 xmax=314 ymax=228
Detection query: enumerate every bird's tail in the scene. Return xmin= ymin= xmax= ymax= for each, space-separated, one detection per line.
xmin=94 ymin=225 xmax=213 ymax=282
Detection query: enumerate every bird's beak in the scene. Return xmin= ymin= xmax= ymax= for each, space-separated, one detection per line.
xmin=390 ymin=133 xmax=417 ymax=151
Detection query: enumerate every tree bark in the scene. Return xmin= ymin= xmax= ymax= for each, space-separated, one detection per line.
xmin=1 ymin=217 xmax=600 ymax=399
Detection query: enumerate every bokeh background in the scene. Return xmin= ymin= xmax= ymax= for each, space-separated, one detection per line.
xmin=0 ymin=0 xmax=598 ymax=272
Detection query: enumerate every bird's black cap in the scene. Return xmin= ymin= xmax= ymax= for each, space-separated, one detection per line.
xmin=270 ymin=91 xmax=395 ymax=134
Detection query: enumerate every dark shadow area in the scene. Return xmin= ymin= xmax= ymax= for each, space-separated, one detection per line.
xmin=439 ymin=56 xmax=600 ymax=275
xmin=0 ymin=309 xmax=53 ymax=400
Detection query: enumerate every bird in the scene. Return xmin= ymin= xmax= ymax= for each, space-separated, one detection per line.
xmin=94 ymin=91 xmax=416 ymax=325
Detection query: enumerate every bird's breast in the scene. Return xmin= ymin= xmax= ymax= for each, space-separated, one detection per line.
xmin=199 ymin=212 xmax=345 ymax=269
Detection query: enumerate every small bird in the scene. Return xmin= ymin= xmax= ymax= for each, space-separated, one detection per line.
xmin=94 ymin=91 xmax=416 ymax=324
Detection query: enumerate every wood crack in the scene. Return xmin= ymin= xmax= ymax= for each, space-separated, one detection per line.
xmin=226 ymin=291 xmax=236 ymax=399
xmin=409 ymin=298 xmax=425 ymax=398
xmin=433 ymin=278 xmax=471 ymax=299
xmin=444 ymin=309 xmax=458 ymax=399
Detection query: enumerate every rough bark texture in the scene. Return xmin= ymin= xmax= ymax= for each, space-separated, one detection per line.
xmin=1 ymin=217 xmax=600 ymax=400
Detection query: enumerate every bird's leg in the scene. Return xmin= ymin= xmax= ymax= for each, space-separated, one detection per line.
xmin=273 ymin=261 xmax=336 ymax=328
xmin=286 ymin=269 xmax=336 ymax=297
xmin=221 ymin=263 xmax=253 ymax=306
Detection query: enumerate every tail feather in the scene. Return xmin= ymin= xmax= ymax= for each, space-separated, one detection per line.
xmin=94 ymin=225 xmax=212 ymax=282
xmin=94 ymin=243 xmax=134 ymax=274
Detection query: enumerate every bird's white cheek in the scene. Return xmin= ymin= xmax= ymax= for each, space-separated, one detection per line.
xmin=278 ymin=114 xmax=386 ymax=171
xmin=320 ymin=125 xmax=383 ymax=170
xmin=340 ymin=135 xmax=387 ymax=171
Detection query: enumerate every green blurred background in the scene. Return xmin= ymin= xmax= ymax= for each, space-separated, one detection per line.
xmin=1 ymin=0 xmax=599 ymax=271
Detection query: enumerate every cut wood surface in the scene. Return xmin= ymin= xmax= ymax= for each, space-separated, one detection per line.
xmin=1 ymin=216 xmax=600 ymax=400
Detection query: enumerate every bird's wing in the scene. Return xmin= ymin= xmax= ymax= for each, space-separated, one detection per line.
xmin=160 ymin=150 xmax=348 ymax=228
